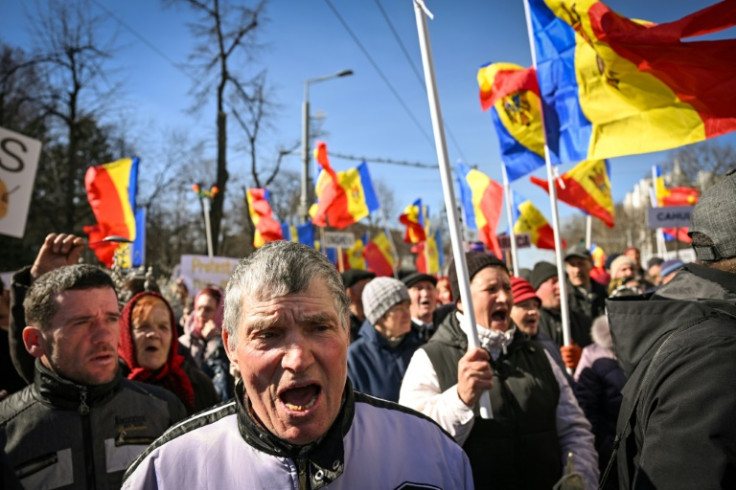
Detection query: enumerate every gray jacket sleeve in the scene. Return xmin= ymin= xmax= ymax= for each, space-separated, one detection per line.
xmin=545 ymin=350 xmax=599 ymax=489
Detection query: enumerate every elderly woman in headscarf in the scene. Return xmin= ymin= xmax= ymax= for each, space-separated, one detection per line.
xmin=179 ymin=286 xmax=233 ymax=401
xmin=118 ymin=292 xmax=219 ymax=414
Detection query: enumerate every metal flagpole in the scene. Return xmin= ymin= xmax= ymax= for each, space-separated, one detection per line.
xmin=202 ymin=197 xmax=214 ymax=258
xmin=585 ymin=215 xmax=593 ymax=249
xmin=650 ymin=167 xmax=667 ymax=257
xmin=502 ymin=166 xmax=520 ymax=277
xmin=522 ymin=0 xmax=573 ymax=351
xmin=413 ymin=0 xmax=492 ymax=419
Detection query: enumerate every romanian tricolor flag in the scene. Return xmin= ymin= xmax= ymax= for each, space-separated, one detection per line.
xmin=528 ymin=0 xmax=736 ymax=164
xmin=590 ymin=243 xmax=606 ymax=268
xmin=246 ymin=188 xmax=283 ymax=248
xmin=653 ymin=166 xmax=696 ymax=243
xmin=346 ymin=236 xmax=367 ymax=270
xmin=511 ymin=191 xmax=564 ymax=251
xmin=84 ymin=157 xmax=139 ymax=267
xmin=311 ymin=142 xmax=379 ymax=229
xmin=478 ymin=62 xmax=545 ymax=181
xmin=280 ymin=222 xmax=315 ymax=246
xmin=530 ymin=160 xmax=614 ymax=227
xmin=364 ymin=231 xmax=394 ymax=277
xmin=399 ymin=199 xmax=427 ymax=244
xmin=414 ymin=228 xmax=443 ymax=275
xmin=457 ymin=163 xmax=503 ymax=258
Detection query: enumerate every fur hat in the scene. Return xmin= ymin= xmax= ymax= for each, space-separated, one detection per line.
xmin=362 ymin=277 xmax=409 ymax=324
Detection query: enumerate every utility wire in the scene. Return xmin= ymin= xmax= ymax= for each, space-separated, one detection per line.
xmin=90 ymin=0 xmax=198 ymax=81
xmin=323 ymin=0 xmax=435 ymax=148
xmin=329 ymin=151 xmax=438 ymax=169
xmin=371 ymin=0 xmax=468 ymax=162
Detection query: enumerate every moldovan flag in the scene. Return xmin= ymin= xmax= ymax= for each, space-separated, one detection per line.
xmin=311 ymin=142 xmax=379 ymax=229
xmin=511 ymin=190 xmax=564 ymax=250
xmin=364 ymin=232 xmax=394 ymax=277
xmin=528 ymin=0 xmax=736 ymax=164
xmin=530 ymin=160 xmax=614 ymax=227
xmin=84 ymin=157 xmax=139 ymax=267
xmin=478 ymin=62 xmax=546 ymax=181
xmin=280 ymin=222 xmax=315 ymax=247
xmin=399 ymin=199 xmax=427 ymax=243
xmin=457 ymin=163 xmax=503 ymax=258
xmin=246 ymin=188 xmax=283 ymax=248
xmin=653 ymin=166 xmax=695 ymax=243
xmin=654 ymin=166 xmax=700 ymax=207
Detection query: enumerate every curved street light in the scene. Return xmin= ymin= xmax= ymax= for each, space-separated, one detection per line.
xmin=299 ymin=69 xmax=354 ymax=223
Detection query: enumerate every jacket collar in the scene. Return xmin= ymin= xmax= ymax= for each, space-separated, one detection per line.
xmin=34 ymin=358 xmax=121 ymax=411
xmin=235 ymin=378 xmax=355 ymax=489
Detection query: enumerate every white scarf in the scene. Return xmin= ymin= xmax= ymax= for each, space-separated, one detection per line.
xmin=456 ymin=311 xmax=515 ymax=360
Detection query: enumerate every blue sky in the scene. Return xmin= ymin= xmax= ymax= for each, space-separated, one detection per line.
xmin=2 ymin=0 xmax=734 ymax=265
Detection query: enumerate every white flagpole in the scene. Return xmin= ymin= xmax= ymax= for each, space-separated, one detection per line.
xmin=202 ymin=197 xmax=214 ymax=258
xmin=585 ymin=215 xmax=593 ymax=249
xmin=523 ymin=0 xmax=572 ymax=350
xmin=502 ymin=166 xmax=520 ymax=277
xmin=413 ymin=0 xmax=492 ymax=419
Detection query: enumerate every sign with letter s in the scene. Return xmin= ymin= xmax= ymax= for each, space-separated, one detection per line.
xmin=0 ymin=127 xmax=41 ymax=238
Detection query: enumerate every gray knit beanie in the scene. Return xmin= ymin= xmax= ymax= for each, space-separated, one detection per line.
xmin=361 ymin=277 xmax=410 ymax=324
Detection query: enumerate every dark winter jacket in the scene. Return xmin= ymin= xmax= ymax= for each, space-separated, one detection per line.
xmin=0 ymin=360 xmax=186 ymax=489
xmin=347 ymin=320 xmax=424 ymax=402
xmin=538 ymin=306 xmax=593 ymax=348
xmin=569 ymin=278 xmax=608 ymax=323
xmin=423 ymin=312 xmax=563 ymax=489
xmin=608 ymin=264 xmax=736 ymax=489
xmin=574 ymin=318 xmax=626 ymax=490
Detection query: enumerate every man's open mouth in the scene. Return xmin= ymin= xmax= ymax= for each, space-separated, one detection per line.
xmin=145 ymin=345 xmax=159 ymax=353
xmin=280 ymin=384 xmax=321 ymax=412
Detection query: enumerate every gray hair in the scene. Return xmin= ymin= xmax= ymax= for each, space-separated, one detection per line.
xmin=25 ymin=264 xmax=117 ymax=330
xmin=224 ymin=241 xmax=350 ymax=349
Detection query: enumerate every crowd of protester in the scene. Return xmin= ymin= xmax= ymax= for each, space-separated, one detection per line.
xmin=2 ymin=171 xmax=735 ymax=488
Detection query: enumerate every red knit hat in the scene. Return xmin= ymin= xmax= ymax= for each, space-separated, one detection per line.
xmin=511 ymin=276 xmax=541 ymax=306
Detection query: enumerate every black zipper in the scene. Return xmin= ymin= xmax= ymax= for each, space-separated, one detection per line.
xmin=297 ymin=458 xmax=308 ymax=490
xmin=78 ymin=387 xmax=96 ymax=489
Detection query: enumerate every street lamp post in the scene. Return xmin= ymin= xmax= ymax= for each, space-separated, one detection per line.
xmin=299 ymin=69 xmax=354 ymax=223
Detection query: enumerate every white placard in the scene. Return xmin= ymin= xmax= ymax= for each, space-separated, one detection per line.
xmin=178 ymin=254 xmax=240 ymax=293
xmin=0 ymin=127 xmax=42 ymax=238
xmin=647 ymin=206 xmax=693 ymax=229
xmin=323 ymin=231 xmax=355 ymax=249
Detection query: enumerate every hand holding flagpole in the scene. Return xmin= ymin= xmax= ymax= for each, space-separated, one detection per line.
xmin=413 ymin=0 xmax=492 ymax=419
